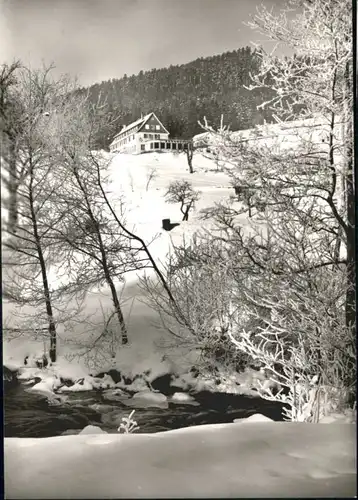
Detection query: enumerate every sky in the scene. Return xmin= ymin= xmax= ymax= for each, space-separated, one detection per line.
xmin=0 ymin=0 xmax=289 ymax=87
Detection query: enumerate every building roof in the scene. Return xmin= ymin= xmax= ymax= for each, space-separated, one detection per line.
xmin=193 ymin=114 xmax=344 ymax=146
xmin=111 ymin=112 xmax=169 ymax=141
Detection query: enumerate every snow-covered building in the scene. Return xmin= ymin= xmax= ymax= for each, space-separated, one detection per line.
xmin=110 ymin=112 xmax=189 ymax=154
xmin=193 ymin=115 xmax=342 ymax=153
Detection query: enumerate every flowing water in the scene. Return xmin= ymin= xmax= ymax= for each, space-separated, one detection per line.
xmin=4 ymin=377 xmax=285 ymax=438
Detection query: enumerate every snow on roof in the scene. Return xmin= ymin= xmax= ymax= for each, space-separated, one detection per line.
xmin=112 ymin=112 xmax=153 ymax=140
xmin=193 ymin=114 xmax=344 ymax=145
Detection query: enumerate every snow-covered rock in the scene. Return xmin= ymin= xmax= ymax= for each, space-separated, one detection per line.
xmin=233 ymin=413 xmax=274 ymax=424
xmin=79 ymin=425 xmax=108 ymax=435
xmin=102 ymin=389 xmax=130 ymax=401
xmin=21 ymin=378 xmax=41 ymax=386
xmin=122 ymin=390 xmax=168 ymax=409
xmin=60 ymin=378 xmax=93 ymax=392
xmin=170 ymin=392 xmax=198 ymax=405
xmin=17 ymin=367 xmax=45 ymax=381
xmin=91 ymin=374 xmax=116 ymax=390
xmin=28 ymin=376 xmax=62 ymax=395
xmin=133 ymin=390 xmax=167 ymax=402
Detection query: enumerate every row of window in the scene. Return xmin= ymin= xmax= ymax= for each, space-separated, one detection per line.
xmin=115 ymin=134 xmax=135 ymax=147
xmin=141 ymin=142 xmax=187 ymax=151
xmin=114 ymin=132 xmax=164 ymax=148
xmin=145 ymin=124 xmax=161 ymax=131
xmin=143 ymin=133 xmax=161 ymax=139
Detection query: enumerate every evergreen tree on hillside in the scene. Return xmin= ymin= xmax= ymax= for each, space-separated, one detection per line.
xmin=77 ymin=47 xmax=276 ymax=149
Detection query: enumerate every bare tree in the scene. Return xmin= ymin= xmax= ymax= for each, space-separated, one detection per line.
xmin=52 ymin=93 xmax=187 ymax=345
xmin=195 ymin=0 xmax=355 ymax=419
xmin=165 ymin=180 xmax=200 ymax=221
xmin=246 ymin=0 xmax=354 ymax=332
xmin=178 ymin=141 xmax=196 ymax=174
xmin=139 ymin=234 xmax=255 ymax=372
xmin=47 ymin=151 xmax=147 ymax=346
xmin=2 ymin=65 xmax=184 ymax=362
xmin=87 ymin=146 xmax=189 ymax=330
xmin=0 ymin=60 xmax=23 ymax=234
xmin=2 ymin=65 xmax=79 ymax=362
xmin=140 ymin=0 xmax=355 ymax=420
xmin=145 ymin=167 xmax=157 ymax=191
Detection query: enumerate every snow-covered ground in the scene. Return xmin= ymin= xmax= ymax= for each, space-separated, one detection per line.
xmin=5 ymin=419 xmax=356 ymax=498
xmin=3 ymin=138 xmax=356 ymax=500
xmin=1 ymin=148 xmax=350 ymax=395
xmin=3 ymin=151 xmax=233 ymax=380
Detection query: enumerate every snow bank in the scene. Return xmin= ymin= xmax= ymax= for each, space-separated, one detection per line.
xmin=79 ymin=425 xmax=108 ymax=435
xmin=15 ymin=365 xmax=119 ymax=396
xmin=113 ymin=343 xmax=172 ymax=381
xmin=233 ymin=413 xmax=273 ymax=424
xmin=5 ymin=421 xmax=355 ymax=499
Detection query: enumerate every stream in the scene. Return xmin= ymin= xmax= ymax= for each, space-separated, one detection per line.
xmin=4 ymin=375 xmax=286 ymax=438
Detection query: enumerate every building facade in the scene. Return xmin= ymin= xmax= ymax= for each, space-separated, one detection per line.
xmin=109 ymin=112 xmax=189 ymax=154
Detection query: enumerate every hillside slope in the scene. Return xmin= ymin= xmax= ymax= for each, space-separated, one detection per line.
xmin=3 ymin=151 xmax=233 ymax=378
xmin=78 ymin=46 xmax=276 ymax=148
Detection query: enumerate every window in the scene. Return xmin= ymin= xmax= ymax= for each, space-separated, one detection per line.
xmin=154 ymin=142 xmax=159 ymax=149
xmin=160 ymin=142 xmax=165 ymax=149
xmin=150 ymin=143 xmax=154 ymax=149
xmin=155 ymin=134 xmax=160 ymax=140
xmin=172 ymin=143 xmax=177 ymax=150
xmin=144 ymin=134 xmax=148 ymax=138
xmin=178 ymin=143 xmax=182 ymax=150
xmin=141 ymin=145 xmax=145 ymax=151
xmin=166 ymin=142 xmax=171 ymax=149
xmin=156 ymin=125 xmax=160 ymax=130
xmin=145 ymin=124 xmax=150 ymax=129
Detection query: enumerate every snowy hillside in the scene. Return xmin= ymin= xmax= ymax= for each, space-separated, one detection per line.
xmin=3 ymin=151 xmax=234 ymax=379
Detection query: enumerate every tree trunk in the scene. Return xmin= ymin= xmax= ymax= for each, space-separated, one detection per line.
xmin=28 ymin=160 xmax=57 ymax=362
xmin=186 ymin=146 xmax=194 ymax=174
xmin=96 ymin=228 xmax=128 ymax=345
xmin=182 ymin=201 xmax=192 ymax=221
xmin=106 ymin=274 xmax=128 ymax=345
xmin=72 ymin=166 xmax=128 ymax=346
